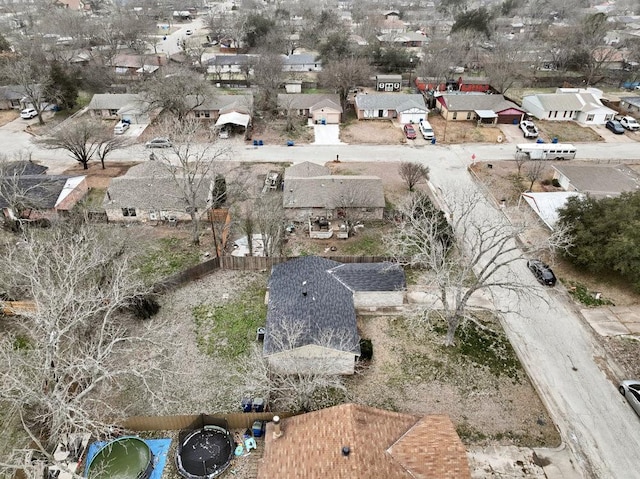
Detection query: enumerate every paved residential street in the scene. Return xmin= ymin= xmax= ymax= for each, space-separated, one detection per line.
xmin=2 ymin=128 xmax=640 ymax=476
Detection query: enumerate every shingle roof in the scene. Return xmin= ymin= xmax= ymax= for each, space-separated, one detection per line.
xmin=328 ymin=263 xmax=406 ymax=292
xmin=283 ymin=176 xmax=385 ymax=209
xmin=0 ymin=176 xmax=74 ymax=209
xmin=87 ymin=93 xmax=147 ymax=111
xmin=284 ymin=161 xmax=330 ymax=179
xmin=282 ymin=53 xmax=318 ymax=65
xmin=192 ymin=93 xmax=253 ymax=112
xmin=523 ymin=92 xmax=616 ymax=114
xmin=355 ymin=93 xmax=426 ymax=112
xmin=263 ymin=256 xmax=359 ymax=356
xmin=440 ymin=93 xmax=523 ymax=112
xmin=277 ymin=94 xmax=342 ymax=112
xmin=206 ymin=54 xmax=254 ymax=66
xmin=552 ymin=164 xmax=640 ymax=197
xmin=257 ymin=404 xmax=470 ymax=479
xmin=1 ymin=161 xmax=48 ymax=176
xmin=0 ymin=85 xmax=29 ymax=101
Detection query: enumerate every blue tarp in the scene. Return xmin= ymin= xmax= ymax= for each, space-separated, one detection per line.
xmin=84 ymin=438 xmax=172 ymax=479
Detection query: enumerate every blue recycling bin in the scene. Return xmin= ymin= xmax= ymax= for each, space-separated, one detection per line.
xmin=258 ymin=140 xmax=264 ymax=146
xmin=431 ymin=137 xmax=436 ymax=145
xmin=287 ymin=140 xmax=294 ymax=146
xmin=253 ymin=140 xmax=258 ymax=146
xmin=536 ymin=138 xmax=544 ymax=143
xmin=552 ymin=137 xmax=558 ymax=143
xmin=252 ymin=421 xmax=264 ymax=437
xmin=253 ymin=397 xmax=265 ymax=412
xmin=321 ymin=119 xmax=326 ymax=125
xmin=241 ymin=398 xmax=253 ymax=413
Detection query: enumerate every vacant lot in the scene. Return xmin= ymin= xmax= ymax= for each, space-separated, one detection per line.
xmin=535 ymin=121 xmax=603 ymax=143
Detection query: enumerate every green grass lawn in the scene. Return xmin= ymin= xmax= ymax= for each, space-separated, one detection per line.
xmin=136 ymin=237 xmax=202 ymax=282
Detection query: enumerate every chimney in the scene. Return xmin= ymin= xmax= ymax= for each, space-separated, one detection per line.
xmin=272 ymin=415 xmax=283 ymax=439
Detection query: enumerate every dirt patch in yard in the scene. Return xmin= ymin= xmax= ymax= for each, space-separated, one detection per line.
xmin=62 ymin=161 xmax=140 ymax=188
xmin=429 ymin=116 xmax=505 ymax=144
xmin=535 ymin=121 xmax=603 ymax=143
xmin=0 ymin=109 xmax=19 ymax=126
xmin=340 ymin=120 xmax=405 ymax=145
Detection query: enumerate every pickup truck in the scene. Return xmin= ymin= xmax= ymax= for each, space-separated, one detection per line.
xmin=519 ymin=120 xmax=539 ymax=138
xmin=615 ymin=115 xmax=640 ymax=131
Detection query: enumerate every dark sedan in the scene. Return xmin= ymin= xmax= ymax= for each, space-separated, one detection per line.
xmin=606 ymin=120 xmax=625 ymax=135
xmin=527 ymin=259 xmax=557 ymax=286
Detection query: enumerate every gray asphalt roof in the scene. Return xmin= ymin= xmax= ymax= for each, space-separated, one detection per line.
xmin=277 ymin=94 xmax=342 ymax=112
xmin=283 ymin=53 xmax=318 ymax=65
xmin=440 ymin=94 xmax=522 ymax=112
xmin=355 ymin=93 xmax=426 ymax=111
xmin=283 ymin=176 xmax=385 ymax=209
xmin=263 ymin=256 xmax=360 ymax=356
xmin=0 ymin=176 xmax=70 ymax=209
xmin=192 ymin=93 xmax=253 ymax=111
xmin=1 ymin=161 xmax=48 ymax=176
xmin=328 ymin=263 xmax=406 ymax=292
xmin=207 ymin=54 xmax=254 ymax=66
xmin=284 ymin=161 xmax=330 ymax=179
xmin=103 ymin=175 xmax=210 ymax=210
xmin=552 ymin=164 xmax=640 ymax=197
xmin=0 ymin=85 xmax=30 ymax=101
xmin=87 ymin=93 xmax=147 ymax=110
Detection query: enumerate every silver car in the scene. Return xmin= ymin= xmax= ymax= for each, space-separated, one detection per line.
xmin=145 ymin=137 xmax=172 ymax=148
xmin=619 ymin=380 xmax=640 ymax=416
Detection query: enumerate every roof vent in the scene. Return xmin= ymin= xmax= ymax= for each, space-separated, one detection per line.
xmin=342 ymin=446 xmax=350 ymax=456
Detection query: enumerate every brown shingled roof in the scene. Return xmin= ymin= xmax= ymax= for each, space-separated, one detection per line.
xmin=257 ymin=404 xmax=470 ymax=479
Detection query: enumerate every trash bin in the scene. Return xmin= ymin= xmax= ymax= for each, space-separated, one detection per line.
xmin=552 ymin=137 xmax=558 ymax=143
xmin=536 ymin=138 xmax=544 ymax=143
xmin=256 ymin=327 xmax=265 ymax=341
xmin=287 ymin=140 xmax=294 ymax=146
xmin=253 ymin=140 xmax=258 ymax=146
xmin=252 ymin=421 xmax=264 ymax=437
xmin=253 ymin=398 xmax=265 ymax=412
xmin=258 ymin=140 xmax=264 ymax=146
xmin=241 ymin=398 xmax=253 ymax=413
xmin=431 ymin=137 xmax=436 ymax=145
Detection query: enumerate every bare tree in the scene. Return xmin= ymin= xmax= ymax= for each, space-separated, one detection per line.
xmin=319 ymin=57 xmax=373 ymax=111
xmin=525 ymin=160 xmax=547 ymax=191
xmin=0 ymin=224 xmax=174 ymax=476
xmin=151 ymin=118 xmax=233 ymax=245
xmin=37 ymin=118 xmax=104 ymax=170
xmin=0 ymin=56 xmax=49 ymax=125
xmin=399 ymin=162 xmax=430 ymax=192
xmin=251 ymin=52 xmax=284 ymax=112
xmin=95 ymin=134 xmax=129 ymax=170
xmin=386 ymin=189 xmax=544 ymax=346
xmin=483 ymin=40 xmax=522 ymax=95
xmin=253 ymin=194 xmax=285 ymax=257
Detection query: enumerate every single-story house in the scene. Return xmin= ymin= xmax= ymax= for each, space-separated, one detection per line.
xmin=264 ymin=257 xmax=406 ymax=374
xmin=521 ymin=88 xmax=616 ymax=125
xmin=258 ymin=403 xmax=470 ymax=479
xmin=206 ymin=54 xmax=255 ymax=76
xmin=435 ymin=93 xmax=525 ymax=124
xmin=355 ymin=93 xmax=428 ymax=123
xmin=87 ymin=94 xmax=152 ymax=123
xmin=281 ymin=53 xmax=321 ymax=72
xmin=188 ymin=93 xmax=253 ymax=122
xmin=0 ymin=165 xmax=88 ymax=223
xmin=102 ymin=162 xmax=212 ymax=223
xmin=458 ymin=76 xmax=491 ymax=92
xmin=375 ymin=74 xmax=402 ymax=92
xmin=619 ymin=96 xmax=640 ymax=115
xmin=0 ymin=85 xmax=31 ymax=110
xmin=108 ymin=54 xmax=167 ymax=79
xmin=277 ymin=94 xmax=342 ymax=124
xmin=282 ymin=162 xmax=385 ymax=222
xmin=552 ymin=164 xmax=640 ymax=198
xmin=376 ymin=31 xmax=428 ymax=47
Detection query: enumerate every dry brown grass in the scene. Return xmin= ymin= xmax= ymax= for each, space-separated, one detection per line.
xmin=536 ymin=121 xmax=603 ymax=143
xmin=429 ymin=116 xmax=504 ymax=144
xmin=0 ymin=109 xmax=19 ymax=126
xmin=340 ymin=120 xmax=405 ymax=145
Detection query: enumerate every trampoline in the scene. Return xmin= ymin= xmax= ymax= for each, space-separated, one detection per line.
xmin=86 ymin=436 xmax=153 ymax=479
xmin=175 ymin=425 xmax=234 ymax=479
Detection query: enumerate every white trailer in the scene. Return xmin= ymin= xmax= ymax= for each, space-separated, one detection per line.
xmin=515 ymin=143 xmax=577 ymax=161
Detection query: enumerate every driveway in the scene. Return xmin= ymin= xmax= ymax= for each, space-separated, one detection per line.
xmin=312 ymin=124 xmax=342 ymax=145
xmin=592 ymin=125 xmax=639 ymax=143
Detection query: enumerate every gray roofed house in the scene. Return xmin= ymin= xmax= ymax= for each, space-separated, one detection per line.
xmin=620 ymin=96 xmax=640 ymax=114
xmin=284 ymin=161 xmax=330 ymax=179
xmin=328 ymin=263 xmax=406 ymax=292
xmin=189 ymin=93 xmax=253 ymax=120
xmin=552 ymin=164 xmax=640 ymax=198
xmin=355 ymin=93 xmax=427 ymax=123
xmin=87 ymin=93 xmax=153 ymax=123
xmin=1 ymin=161 xmax=48 ymax=176
xmin=277 ymin=94 xmax=342 ymax=124
xmin=0 ymin=85 xmax=32 ymax=110
xmin=264 ymin=257 xmax=406 ymax=374
xmin=436 ymin=93 xmax=525 ymax=124
xmin=282 ymin=53 xmax=322 ymax=72
xmin=102 ymin=162 xmax=212 ymax=223
xmin=521 ymin=88 xmax=616 ymax=125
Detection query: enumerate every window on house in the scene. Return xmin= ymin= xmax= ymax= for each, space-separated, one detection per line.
xmin=298 ymin=109 xmax=305 ymax=116
xmin=548 ymin=111 xmax=552 ymax=118
xmin=109 ymin=109 xmax=118 ymax=115
xmin=204 ymin=111 xmax=210 ymax=118
xmin=553 ymin=111 xmax=558 ymax=118
xmin=452 ymin=112 xmax=457 ymax=120
xmin=586 ymin=114 xmax=594 ymax=121
xmin=466 ymin=112 xmax=471 ymax=120
xmin=122 ymin=208 xmax=136 ymax=217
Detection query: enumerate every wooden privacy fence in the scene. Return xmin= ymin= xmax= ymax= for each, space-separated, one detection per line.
xmin=122 ymin=412 xmax=294 ymax=431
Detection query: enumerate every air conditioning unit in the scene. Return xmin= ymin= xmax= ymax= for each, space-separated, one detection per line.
xmin=149 ymin=211 xmax=158 ymax=221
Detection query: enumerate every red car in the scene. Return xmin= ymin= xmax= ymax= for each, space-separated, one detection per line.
xmin=404 ymin=124 xmax=417 ymax=140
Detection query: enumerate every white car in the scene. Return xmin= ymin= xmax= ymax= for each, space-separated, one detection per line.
xmin=145 ymin=137 xmax=172 ymax=148
xmin=185 ymin=29 xmax=193 ymax=36
xmin=418 ymin=120 xmax=435 ymax=140
xmin=218 ymin=127 xmax=230 ymax=139
xmin=113 ymin=120 xmax=129 ymax=135
xmin=520 ymin=120 xmax=539 ymax=138
xmin=20 ymin=107 xmax=38 ymax=119
xmin=618 ymin=116 xmax=640 ymax=131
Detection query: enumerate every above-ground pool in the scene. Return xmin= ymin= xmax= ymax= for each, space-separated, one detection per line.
xmin=87 ymin=436 xmax=153 ymax=479
xmin=175 ymin=425 xmax=234 ymax=479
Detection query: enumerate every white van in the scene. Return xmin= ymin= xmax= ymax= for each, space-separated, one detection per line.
xmin=419 ymin=120 xmax=434 ymax=140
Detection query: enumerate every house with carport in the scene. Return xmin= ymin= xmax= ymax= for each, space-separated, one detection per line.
xmin=521 ymin=88 xmax=616 ymax=125
xmin=277 ymin=94 xmax=342 ymax=124
xmin=354 ymin=93 xmax=427 ymax=122
xmin=87 ymin=94 xmax=153 ymax=124
xmin=435 ymin=93 xmax=525 ymax=124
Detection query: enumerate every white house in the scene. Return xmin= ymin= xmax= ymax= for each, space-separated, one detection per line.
xmin=521 ymin=88 xmax=616 ymax=125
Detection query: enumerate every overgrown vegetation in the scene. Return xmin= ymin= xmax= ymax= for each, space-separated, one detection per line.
xmin=136 ymin=237 xmax=202 ymax=282
xmin=566 ymin=280 xmax=615 ymax=307
xmin=193 ymin=280 xmax=266 ymax=359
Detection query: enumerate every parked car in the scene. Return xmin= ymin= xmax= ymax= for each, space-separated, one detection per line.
xmin=606 ymin=120 xmax=625 ymax=135
xmin=527 ymin=259 xmax=557 ymax=286
xmin=519 ymin=120 xmax=539 ymax=138
xmin=185 ymin=29 xmax=193 ymax=36
xmin=145 ymin=137 xmax=172 ymax=148
xmin=619 ymin=380 xmax=640 ymax=417
xmin=403 ymin=124 xmax=417 ymax=140
xmin=218 ymin=126 xmax=230 ymax=139
xmin=113 ymin=120 xmax=130 ymax=135
xmin=20 ymin=107 xmax=38 ymax=119
xmin=617 ymin=116 xmax=640 ymax=131
xmin=419 ymin=120 xmax=435 ymax=140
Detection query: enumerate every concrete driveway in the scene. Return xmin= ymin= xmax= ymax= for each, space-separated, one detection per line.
xmin=593 ymin=124 xmax=638 ymax=143
xmin=312 ymin=124 xmax=342 ymax=145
